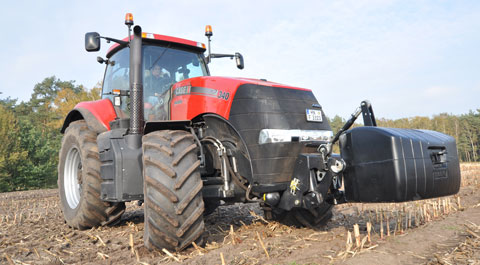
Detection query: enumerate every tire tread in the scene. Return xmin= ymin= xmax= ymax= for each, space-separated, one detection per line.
xmin=58 ymin=120 xmax=125 ymax=230
xmin=143 ymin=130 xmax=204 ymax=251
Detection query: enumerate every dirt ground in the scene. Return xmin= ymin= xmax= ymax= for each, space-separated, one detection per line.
xmin=1 ymin=163 xmax=480 ymax=265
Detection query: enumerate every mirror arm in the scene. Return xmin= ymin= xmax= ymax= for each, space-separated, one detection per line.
xmin=208 ymin=52 xmax=244 ymax=69
xmin=210 ymin=53 xmax=235 ymax=59
xmin=100 ymin=36 xmax=129 ymax=46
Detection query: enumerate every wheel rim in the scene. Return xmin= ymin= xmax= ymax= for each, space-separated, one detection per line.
xmin=64 ymin=146 xmax=82 ymax=209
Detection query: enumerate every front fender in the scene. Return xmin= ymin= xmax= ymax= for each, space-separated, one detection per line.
xmin=60 ymin=99 xmax=117 ymax=134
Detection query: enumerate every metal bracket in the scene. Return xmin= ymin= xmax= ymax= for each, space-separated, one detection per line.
xmin=330 ymin=100 xmax=377 ymax=146
xmin=360 ymin=100 xmax=377 ymax=126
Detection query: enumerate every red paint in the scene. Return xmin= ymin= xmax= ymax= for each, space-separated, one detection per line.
xmin=170 ymin=76 xmax=310 ymax=121
xmin=73 ymin=78 xmax=308 ymax=130
xmin=107 ymin=33 xmax=205 ymax=57
xmin=75 ymin=99 xmax=117 ymax=130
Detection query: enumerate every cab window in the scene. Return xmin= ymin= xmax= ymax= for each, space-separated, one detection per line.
xmin=102 ymin=48 xmax=130 ymax=116
xmin=143 ymin=45 xmax=207 ymax=96
xmin=142 ymin=45 xmax=207 ymax=120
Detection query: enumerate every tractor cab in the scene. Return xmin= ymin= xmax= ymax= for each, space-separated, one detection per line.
xmin=101 ymin=34 xmax=209 ymax=120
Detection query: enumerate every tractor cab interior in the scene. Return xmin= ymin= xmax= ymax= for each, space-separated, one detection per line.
xmin=102 ymin=44 xmax=208 ymax=120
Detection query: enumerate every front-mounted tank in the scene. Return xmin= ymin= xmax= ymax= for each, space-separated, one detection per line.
xmin=339 ymin=127 xmax=461 ymax=202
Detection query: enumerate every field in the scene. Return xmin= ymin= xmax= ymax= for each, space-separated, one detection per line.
xmin=1 ymin=164 xmax=480 ymax=265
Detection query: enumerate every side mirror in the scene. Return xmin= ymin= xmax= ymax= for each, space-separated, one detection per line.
xmin=85 ymin=32 xmax=101 ymax=52
xmin=235 ymin=52 xmax=244 ymax=70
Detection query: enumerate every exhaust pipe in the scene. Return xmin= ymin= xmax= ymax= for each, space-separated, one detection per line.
xmin=129 ymin=25 xmax=144 ymax=135
xmin=125 ymin=25 xmax=144 ymax=149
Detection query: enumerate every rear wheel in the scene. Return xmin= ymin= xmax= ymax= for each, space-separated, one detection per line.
xmin=264 ymin=203 xmax=333 ymax=230
xmin=58 ymin=120 xmax=125 ymax=229
xmin=142 ymin=130 xmax=204 ymax=251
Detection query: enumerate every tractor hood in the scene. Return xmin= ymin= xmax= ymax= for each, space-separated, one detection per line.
xmin=170 ymin=76 xmax=315 ymax=121
xmin=172 ymin=76 xmax=311 ymax=94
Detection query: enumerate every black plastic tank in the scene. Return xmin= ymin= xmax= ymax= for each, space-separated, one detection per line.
xmin=340 ymin=127 xmax=461 ymax=202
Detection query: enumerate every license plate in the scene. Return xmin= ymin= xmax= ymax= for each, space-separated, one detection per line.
xmin=306 ymin=109 xmax=323 ymax=122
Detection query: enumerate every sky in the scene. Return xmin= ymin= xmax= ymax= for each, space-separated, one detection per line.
xmin=1 ymin=0 xmax=479 ymax=120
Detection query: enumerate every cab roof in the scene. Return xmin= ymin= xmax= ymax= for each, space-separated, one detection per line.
xmin=106 ymin=33 xmax=207 ymax=58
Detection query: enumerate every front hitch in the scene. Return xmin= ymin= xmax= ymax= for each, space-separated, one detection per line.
xmin=269 ymin=153 xmax=344 ymax=211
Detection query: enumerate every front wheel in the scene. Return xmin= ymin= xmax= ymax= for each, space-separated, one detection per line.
xmin=58 ymin=120 xmax=125 ymax=229
xmin=143 ymin=130 xmax=204 ymax=251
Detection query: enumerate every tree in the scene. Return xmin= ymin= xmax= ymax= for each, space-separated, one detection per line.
xmin=0 ymin=97 xmax=18 ymax=110
xmin=16 ymin=119 xmax=60 ymax=189
xmin=459 ymin=111 xmax=480 ymax=162
xmin=0 ymin=105 xmax=28 ymax=191
xmin=27 ymin=76 xmax=85 ymax=131
xmin=328 ymin=115 xmax=345 ymax=134
xmin=0 ymin=77 xmax=102 ymax=192
xmin=50 ymin=83 xmax=101 ymax=129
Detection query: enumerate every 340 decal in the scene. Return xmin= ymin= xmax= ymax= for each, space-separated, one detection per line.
xmin=217 ymin=91 xmax=230 ymax=100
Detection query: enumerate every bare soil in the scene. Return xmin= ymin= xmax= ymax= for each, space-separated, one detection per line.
xmin=1 ymin=163 xmax=480 ymax=265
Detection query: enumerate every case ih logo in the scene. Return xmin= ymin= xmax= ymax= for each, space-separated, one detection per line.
xmin=174 ymin=85 xmax=191 ymax=96
xmin=174 ymin=86 xmax=230 ymax=101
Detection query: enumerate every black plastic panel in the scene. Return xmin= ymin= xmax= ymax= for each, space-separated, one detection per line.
xmin=97 ymin=129 xmax=144 ymax=202
xmin=229 ymin=84 xmax=332 ymax=185
xmin=340 ymin=127 xmax=461 ymax=202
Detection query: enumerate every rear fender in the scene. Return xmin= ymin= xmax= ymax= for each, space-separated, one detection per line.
xmin=60 ymin=99 xmax=117 ymax=134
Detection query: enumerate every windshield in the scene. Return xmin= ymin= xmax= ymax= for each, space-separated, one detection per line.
xmin=143 ymin=45 xmax=207 ymax=91
xmin=102 ymin=45 xmax=208 ymax=120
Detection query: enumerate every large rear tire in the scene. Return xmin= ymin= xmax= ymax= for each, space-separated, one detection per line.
xmin=58 ymin=120 xmax=125 ymax=229
xmin=142 ymin=130 xmax=204 ymax=251
xmin=264 ymin=203 xmax=333 ymax=230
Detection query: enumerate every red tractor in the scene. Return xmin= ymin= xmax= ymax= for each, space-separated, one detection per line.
xmin=58 ymin=14 xmax=461 ymax=251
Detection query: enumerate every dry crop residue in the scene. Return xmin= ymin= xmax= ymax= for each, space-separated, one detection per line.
xmin=1 ymin=163 xmax=480 ymax=265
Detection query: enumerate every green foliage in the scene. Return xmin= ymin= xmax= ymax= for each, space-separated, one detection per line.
xmin=15 ymin=119 xmax=61 ymax=189
xmin=0 ymin=105 xmax=28 ymax=191
xmin=0 ymin=76 xmax=100 ymax=192
xmin=327 ymin=115 xmax=345 ymax=154
xmin=328 ymin=115 xmax=345 ymax=135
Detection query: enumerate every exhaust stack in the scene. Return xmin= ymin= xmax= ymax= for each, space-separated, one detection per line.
xmin=129 ymin=25 xmax=144 ymax=136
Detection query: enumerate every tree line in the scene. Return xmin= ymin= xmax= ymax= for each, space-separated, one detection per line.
xmin=0 ymin=76 xmax=478 ymax=192
xmin=0 ymin=76 xmax=100 ymax=192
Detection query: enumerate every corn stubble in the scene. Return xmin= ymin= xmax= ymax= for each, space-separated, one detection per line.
xmin=0 ymin=163 xmax=479 ymax=264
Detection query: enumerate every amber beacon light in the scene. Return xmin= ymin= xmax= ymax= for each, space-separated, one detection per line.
xmin=125 ymin=13 xmax=134 ymax=26
xmin=205 ymin=25 xmax=213 ymax=37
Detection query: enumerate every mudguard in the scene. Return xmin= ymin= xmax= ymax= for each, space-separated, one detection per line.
xmin=60 ymin=99 xmax=117 ymax=134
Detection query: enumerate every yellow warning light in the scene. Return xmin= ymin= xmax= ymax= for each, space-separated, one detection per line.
xmin=205 ymin=25 xmax=213 ymax=37
xmin=125 ymin=13 xmax=134 ymax=26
